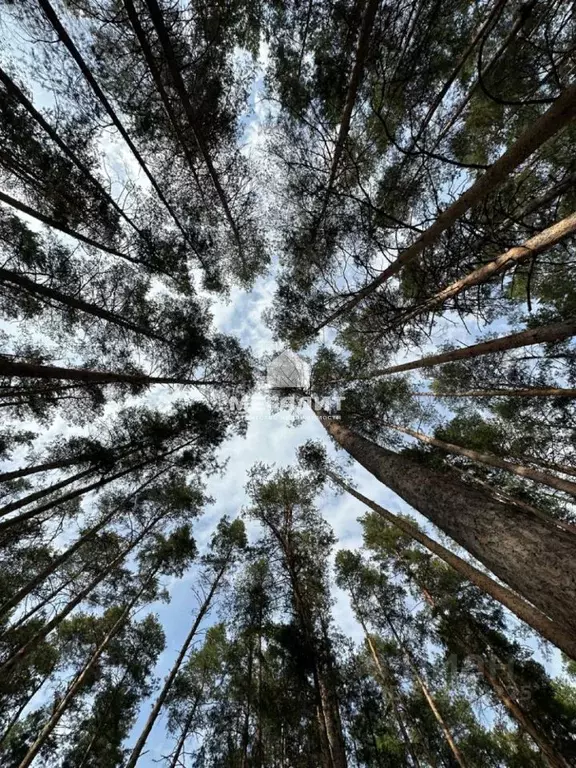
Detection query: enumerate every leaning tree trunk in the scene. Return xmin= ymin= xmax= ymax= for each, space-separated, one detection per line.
xmin=318 ymin=414 xmax=576 ymax=639
xmin=354 ymin=318 xmax=576 ymax=379
xmin=389 ymin=211 xmax=576 ymax=332
xmin=16 ymin=570 xmax=155 ymax=768
xmin=124 ymin=557 xmax=230 ymax=768
xmin=312 ymin=82 xmax=576 ymax=331
xmin=326 ymin=470 xmax=576 ymax=658
xmin=385 ymin=423 xmax=576 ymax=498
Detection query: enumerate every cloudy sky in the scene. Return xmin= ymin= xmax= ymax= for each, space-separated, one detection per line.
xmin=0 ymin=24 xmax=565 ymax=766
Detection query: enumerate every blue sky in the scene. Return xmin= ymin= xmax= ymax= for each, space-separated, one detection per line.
xmin=0 ymin=18 xmax=569 ymax=765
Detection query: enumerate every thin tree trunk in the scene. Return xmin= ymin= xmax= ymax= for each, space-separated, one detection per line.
xmin=354 ymin=318 xmax=576 ymax=378
xmin=124 ymin=559 xmax=230 ymax=768
xmin=143 ymin=0 xmax=245 ymax=263
xmin=0 ymin=66 xmax=143 ymax=239
xmin=0 ymin=358 xmax=221 ymax=387
xmin=386 ymin=618 xmax=467 ymax=767
xmin=414 ymin=387 xmax=576 ymax=398
xmin=312 ymin=82 xmax=576 ymax=332
xmin=0 ymin=467 xmax=95 ymax=518
xmin=0 ymin=188 xmax=128 ymax=261
xmin=0 ymin=266 xmax=168 ymax=342
xmin=415 ymin=585 xmax=571 ymax=768
xmin=241 ymin=637 xmax=254 ymax=768
xmin=390 ymin=212 xmax=576 ymax=331
xmin=317 ymin=0 xmax=380 ymax=224
xmin=36 ymin=0 xmax=203 ymax=268
xmin=318 ymin=416 xmax=576 ymax=651
xmin=385 ymin=423 xmax=576 ymax=497
xmin=16 ymin=571 xmax=155 ymax=768
xmin=357 ymin=610 xmax=422 ymax=768
xmin=0 ymin=515 xmax=162 ymax=675
xmin=168 ymin=688 xmax=204 ymax=768
xmin=410 ymin=0 xmax=509 ymax=147
xmin=0 ymin=469 xmax=166 ymax=616
xmin=0 ymin=668 xmax=53 ymax=747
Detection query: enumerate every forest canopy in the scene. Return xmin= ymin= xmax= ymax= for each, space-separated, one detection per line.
xmin=0 ymin=0 xmax=576 ymax=765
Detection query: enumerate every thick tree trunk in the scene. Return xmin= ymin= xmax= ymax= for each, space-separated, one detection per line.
xmin=386 ymin=423 xmax=576 ymax=497
xmin=36 ymin=0 xmax=201 ymax=267
xmin=124 ymin=559 xmax=229 ymax=768
xmin=392 ymin=212 xmax=576 ymax=330
xmin=312 ymin=82 xmax=576 ymax=332
xmin=319 ymin=415 xmax=576 ymax=640
xmin=328 ymin=470 xmax=576 ymax=658
xmin=356 ymin=318 xmax=576 ymax=378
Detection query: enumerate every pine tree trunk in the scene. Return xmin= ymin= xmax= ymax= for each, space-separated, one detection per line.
xmin=391 ymin=211 xmax=576 ymax=331
xmin=0 ymin=66 xmax=143 ymax=239
xmin=0 ymin=266 xmax=168 ymax=342
xmin=0 ymin=469 xmax=166 ymax=616
xmin=143 ymin=0 xmax=246 ymax=264
xmin=124 ymin=559 xmax=230 ymax=768
xmin=355 ymin=318 xmax=576 ymax=378
xmin=326 ymin=469 xmax=576 ymax=657
xmin=36 ymin=0 xmax=201 ymax=267
xmin=313 ymin=82 xmax=576 ymax=331
xmin=319 ymin=414 xmax=576 ymax=642
xmin=168 ymin=688 xmax=204 ymax=768
xmin=0 ymin=514 xmax=163 ymax=675
xmin=385 ymin=423 xmax=576 ymax=497
xmin=415 ymin=387 xmax=576 ymax=398
xmin=0 ymin=466 xmax=95 ymax=518
xmin=0 ymin=456 xmax=80 ymax=484
xmin=16 ymin=572 xmax=155 ymax=768
xmin=357 ymin=611 xmax=422 ymax=768
xmin=386 ymin=617 xmax=467 ymax=767
xmin=0 ymin=358 xmax=215 ymax=387
xmin=317 ymin=0 xmax=380 ymax=221
xmin=0 ymin=189 xmax=128 ymax=261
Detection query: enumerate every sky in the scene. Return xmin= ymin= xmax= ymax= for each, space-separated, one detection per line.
xmin=0 ymin=15 xmax=568 ymax=766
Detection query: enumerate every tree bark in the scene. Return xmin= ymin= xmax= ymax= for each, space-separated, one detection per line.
xmin=319 ymin=414 xmax=576 ymax=644
xmin=386 ymin=617 xmax=467 ymax=768
xmin=355 ymin=318 xmax=576 ymax=378
xmin=390 ymin=211 xmax=576 ymax=331
xmin=36 ymin=0 xmax=202 ymax=268
xmin=326 ymin=469 xmax=576 ymax=658
xmin=312 ymin=82 xmax=576 ymax=332
xmin=16 ymin=572 xmax=154 ymax=768
xmin=124 ymin=559 xmax=230 ymax=768
xmin=385 ymin=423 xmax=576 ymax=498
xmin=0 ymin=466 xmax=95 ymax=518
